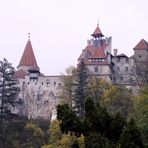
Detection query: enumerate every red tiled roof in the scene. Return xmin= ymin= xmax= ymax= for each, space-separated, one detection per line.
xmin=78 ymin=44 xmax=109 ymax=65
xmin=134 ymin=39 xmax=148 ymax=50
xmin=15 ymin=69 xmax=27 ymax=79
xmin=91 ymin=25 xmax=104 ymax=37
xmin=78 ymin=53 xmax=83 ymax=61
xmin=78 ymin=42 xmax=109 ymax=61
xmin=18 ymin=40 xmax=39 ymax=70
xmin=85 ymin=45 xmax=107 ymax=59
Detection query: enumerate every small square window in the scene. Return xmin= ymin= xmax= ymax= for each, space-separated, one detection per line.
xmin=125 ymin=67 xmax=128 ymax=71
xmin=94 ymin=67 xmax=98 ymax=72
xmin=120 ymin=76 xmax=123 ymax=80
xmin=139 ymin=55 xmax=142 ymax=58
xmin=117 ymin=67 xmax=120 ymax=71
xmin=125 ymin=58 xmax=129 ymax=62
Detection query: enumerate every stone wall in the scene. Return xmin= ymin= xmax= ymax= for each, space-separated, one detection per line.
xmin=17 ymin=75 xmax=62 ymax=120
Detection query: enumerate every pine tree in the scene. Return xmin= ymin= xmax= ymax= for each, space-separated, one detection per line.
xmin=0 ymin=58 xmax=20 ymax=145
xmin=73 ymin=60 xmax=89 ymax=118
xmin=118 ymin=118 xmax=144 ymax=148
xmin=57 ymin=104 xmax=82 ymax=135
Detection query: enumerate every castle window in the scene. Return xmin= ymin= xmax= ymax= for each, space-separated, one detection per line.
xmin=30 ymin=73 xmax=38 ymax=78
xmin=130 ymin=77 xmax=133 ymax=83
xmin=58 ymin=83 xmax=62 ymax=87
xmin=125 ymin=67 xmax=128 ymax=71
xmin=46 ymin=79 xmax=50 ymax=87
xmin=117 ymin=58 xmax=120 ymax=62
xmin=120 ymin=76 xmax=123 ymax=80
xmin=138 ymin=55 xmax=142 ymax=58
xmin=94 ymin=67 xmax=98 ymax=72
xmin=117 ymin=67 xmax=120 ymax=71
xmin=42 ymin=82 xmax=43 ymax=85
xmin=125 ymin=58 xmax=129 ymax=63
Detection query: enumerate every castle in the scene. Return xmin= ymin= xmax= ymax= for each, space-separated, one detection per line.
xmin=15 ymin=24 xmax=148 ymax=120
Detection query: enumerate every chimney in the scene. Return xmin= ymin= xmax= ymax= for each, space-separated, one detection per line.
xmin=114 ymin=49 xmax=118 ymax=56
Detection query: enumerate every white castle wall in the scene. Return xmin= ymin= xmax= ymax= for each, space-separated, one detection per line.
xmin=17 ymin=75 xmax=62 ymax=120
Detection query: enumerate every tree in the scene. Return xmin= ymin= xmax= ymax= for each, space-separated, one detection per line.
xmin=0 ymin=58 xmax=20 ymax=145
xmin=134 ymin=86 xmax=148 ymax=145
xmin=105 ymin=113 xmax=126 ymax=144
xmin=59 ymin=66 xmax=76 ymax=109
xmin=84 ymin=99 xmax=126 ymax=147
xmin=85 ymin=133 xmax=109 ymax=148
xmin=41 ymin=119 xmax=85 ymax=148
xmin=57 ymin=104 xmax=82 ymax=135
xmin=22 ymin=122 xmax=44 ymax=148
xmin=48 ymin=119 xmax=62 ymax=145
xmin=102 ymin=85 xmax=133 ymax=118
xmin=73 ymin=60 xmax=90 ymax=118
xmin=88 ymin=76 xmax=110 ymax=105
xmin=118 ymin=118 xmax=144 ymax=148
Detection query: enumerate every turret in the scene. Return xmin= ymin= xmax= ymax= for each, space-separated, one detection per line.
xmin=16 ymin=33 xmax=40 ymax=79
xmin=91 ymin=24 xmax=104 ymax=38
xmin=17 ymin=33 xmax=40 ymax=72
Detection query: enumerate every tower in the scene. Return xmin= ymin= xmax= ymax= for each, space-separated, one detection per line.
xmin=133 ymin=39 xmax=148 ymax=62
xmin=133 ymin=39 xmax=148 ymax=83
xmin=78 ymin=23 xmax=112 ymax=81
xmin=15 ymin=34 xmax=62 ymax=120
xmin=15 ymin=34 xmax=40 ymax=79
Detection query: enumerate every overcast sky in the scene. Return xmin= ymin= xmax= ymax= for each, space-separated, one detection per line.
xmin=0 ymin=0 xmax=148 ymax=75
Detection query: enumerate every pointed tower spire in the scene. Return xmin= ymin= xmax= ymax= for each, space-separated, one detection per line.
xmin=91 ymin=23 xmax=104 ymax=38
xmin=17 ymin=34 xmax=39 ymax=71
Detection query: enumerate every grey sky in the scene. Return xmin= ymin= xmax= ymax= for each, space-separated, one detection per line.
xmin=0 ymin=0 xmax=148 ymax=75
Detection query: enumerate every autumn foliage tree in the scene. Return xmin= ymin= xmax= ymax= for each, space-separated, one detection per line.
xmin=102 ymin=85 xmax=133 ymax=118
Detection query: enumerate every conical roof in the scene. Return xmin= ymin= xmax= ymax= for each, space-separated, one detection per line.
xmin=134 ymin=39 xmax=148 ymax=50
xmin=18 ymin=39 xmax=39 ymax=70
xmin=91 ymin=24 xmax=104 ymax=38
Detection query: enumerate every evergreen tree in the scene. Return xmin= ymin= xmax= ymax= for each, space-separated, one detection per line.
xmin=85 ymin=133 xmax=109 ymax=148
xmin=0 ymin=58 xmax=20 ymax=145
xmin=118 ymin=118 xmax=144 ymax=148
xmin=105 ymin=113 xmax=126 ymax=144
xmin=73 ymin=60 xmax=89 ymax=118
xmin=57 ymin=104 xmax=82 ymax=135
xmin=84 ymin=99 xmax=126 ymax=147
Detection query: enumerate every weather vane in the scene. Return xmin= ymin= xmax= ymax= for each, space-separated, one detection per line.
xmin=97 ymin=19 xmax=99 ymax=26
xmin=28 ymin=33 xmax=30 ymax=40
